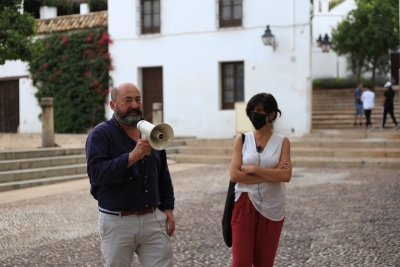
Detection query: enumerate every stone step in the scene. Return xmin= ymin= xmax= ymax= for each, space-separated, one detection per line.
xmin=176 ymin=146 xmax=233 ymax=155
xmin=312 ymin=104 xmax=399 ymax=109
xmin=167 ymin=154 xmax=231 ymax=164
xmin=185 ymin=139 xmax=234 ymax=146
xmin=0 ymin=173 xmax=88 ymax=192
xmin=0 ymin=147 xmax=85 ymax=160
xmin=167 ymin=154 xmax=399 ymax=168
xmin=0 ymin=163 xmax=87 ymax=183
xmin=292 ymin=148 xmax=400 ymax=158
xmin=312 ymin=114 xmax=397 ymax=119
xmin=290 ymin=139 xmax=400 ymax=148
xmin=176 ymin=146 xmax=400 ymax=158
xmin=312 ymin=110 xmax=399 ymax=114
xmin=291 ymin=156 xmax=399 ymax=168
xmin=305 ymin=130 xmax=400 ymax=139
xmin=0 ymin=154 xmax=87 ymax=172
xmin=312 ymin=125 xmax=399 ymax=130
xmin=0 ymin=137 xmax=193 ymax=192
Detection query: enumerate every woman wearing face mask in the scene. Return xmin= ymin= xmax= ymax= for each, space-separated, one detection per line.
xmin=229 ymin=93 xmax=292 ymax=267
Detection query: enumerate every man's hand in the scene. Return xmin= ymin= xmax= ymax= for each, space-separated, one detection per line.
xmin=131 ymin=137 xmax=151 ymax=158
xmin=163 ymin=209 xmax=175 ymax=236
xmin=127 ymin=137 xmax=151 ymax=168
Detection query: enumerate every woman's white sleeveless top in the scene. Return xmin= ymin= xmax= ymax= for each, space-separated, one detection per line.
xmin=234 ymin=131 xmax=286 ymax=221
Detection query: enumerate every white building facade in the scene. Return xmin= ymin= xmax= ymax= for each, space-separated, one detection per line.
xmin=108 ymin=0 xmax=313 ymax=138
xmin=0 ymin=59 xmax=41 ymax=133
xmin=312 ymin=0 xmax=356 ymax=79
xmin=1 ymin=1 xmax=313 ymax=138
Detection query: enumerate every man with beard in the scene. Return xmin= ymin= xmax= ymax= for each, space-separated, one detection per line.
xmin=85 ymin=82 xmax=175 ymax=267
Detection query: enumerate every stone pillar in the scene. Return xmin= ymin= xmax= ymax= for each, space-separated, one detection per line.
xmin=41 ymin=97 xmax=55 ymax=148
xmin=152 ymin=102 xmax=163 ymax=125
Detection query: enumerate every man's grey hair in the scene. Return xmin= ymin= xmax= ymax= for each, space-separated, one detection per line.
xmin=111 ymin=86 xmax=118 ymax=101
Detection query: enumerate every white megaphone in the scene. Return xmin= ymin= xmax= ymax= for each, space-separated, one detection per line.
xmin=137 ymin=120 xmax=174 ymax=150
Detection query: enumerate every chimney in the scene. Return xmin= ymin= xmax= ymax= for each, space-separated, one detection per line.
xmin=80 ymin=3 xmax=90 ymax=15
xmin=40 ymin=6 xmax=57 ymax=19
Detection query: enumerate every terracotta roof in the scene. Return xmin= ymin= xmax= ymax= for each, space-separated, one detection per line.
xmin=37 ymin=10 xmax=108 ymax=34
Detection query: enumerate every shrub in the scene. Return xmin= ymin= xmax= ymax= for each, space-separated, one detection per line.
xmin=29 ymin=28 xmax=112 ymax=133
xmin=313 ymin=76 xmax=390 ymax=89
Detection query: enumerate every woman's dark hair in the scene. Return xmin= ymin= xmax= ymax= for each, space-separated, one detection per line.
xmin=246 ymin=93 xmax=281 ymax=122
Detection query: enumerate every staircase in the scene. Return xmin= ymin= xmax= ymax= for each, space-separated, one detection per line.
xmin=312 ymin=86 xmax=400 ymax=129
xmin=0 ymin=137 xmax=192 ymax=193
xmin=167 ymin=130 xmax=400 ymax=168
xmin=167 ymin=87 xmax=400 ymax=168
xmin=2 ymin=86 xmax=400 ymax=192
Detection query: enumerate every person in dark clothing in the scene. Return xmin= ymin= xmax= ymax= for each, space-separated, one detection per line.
xmin=381 ymin=82 xmax=399 ymax=131
xmin=85 ymin=82 xmax=175 ymax=267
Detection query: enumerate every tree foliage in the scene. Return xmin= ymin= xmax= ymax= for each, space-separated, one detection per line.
xmin=331 ymin=0 xmax=399 ymax=86
xmin=0 ymin=0 xmax=41 ymax=65
xmin=29 ymin=28 xmax=113 ymax=133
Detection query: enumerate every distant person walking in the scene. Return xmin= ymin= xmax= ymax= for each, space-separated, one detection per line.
xmin=354 ymin=83 xmax=363 ymax=126
xmin=380 ymin=82 xmax=399 ymax=131
xmin=361 ymin=85 xmax=375 ymax=131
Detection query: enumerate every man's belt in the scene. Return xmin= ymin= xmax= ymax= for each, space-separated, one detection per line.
xmin=99 ymin=206 xmax=156 ymax=218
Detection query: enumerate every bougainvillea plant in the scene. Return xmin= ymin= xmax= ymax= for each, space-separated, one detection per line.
xmin=29 ymin=27 xmax=113 ymax=133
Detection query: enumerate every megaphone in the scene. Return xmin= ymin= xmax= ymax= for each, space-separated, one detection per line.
xmin=137 ymin=120 xmax=174 ymax=150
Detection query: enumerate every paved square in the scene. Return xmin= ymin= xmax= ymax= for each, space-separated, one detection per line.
xmin=0 ymin=164 xmax=398 ymax=266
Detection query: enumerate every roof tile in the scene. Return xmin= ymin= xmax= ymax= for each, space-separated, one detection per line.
xmin=37 ymin=10 xmax=108 ymax=34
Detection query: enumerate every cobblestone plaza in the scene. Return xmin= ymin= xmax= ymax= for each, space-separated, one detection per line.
xmin=0 ymin=164 xmax=399 ymax=266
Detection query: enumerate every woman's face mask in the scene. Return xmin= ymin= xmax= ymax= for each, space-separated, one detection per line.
xmin=249 ymin=112 xmax=267 ymax=130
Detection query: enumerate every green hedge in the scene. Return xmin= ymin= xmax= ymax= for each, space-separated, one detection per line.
xmin=313 ymin=77 xmax=390 ymax=89
xmin=29 ymin=28 xmax=112 ymax=133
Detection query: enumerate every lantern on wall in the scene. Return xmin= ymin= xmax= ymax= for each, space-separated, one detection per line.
xmin=321 ymin=34 xmax=331 ymax=53
xmin=261 ymin=25 xmax=276 ymax=51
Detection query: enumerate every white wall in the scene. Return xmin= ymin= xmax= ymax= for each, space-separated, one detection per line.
xmin=19 ymin=78 xmax=42 ymax=133
xmin=108 ymin=0 xmax=312 ymax=138
xmin=0 ymin=61 xmax=41 ymax=133
xmin=311 ymin=0 xmax=356 ymax=79
xmin=0 ymin=60 xmax=29 ymax=77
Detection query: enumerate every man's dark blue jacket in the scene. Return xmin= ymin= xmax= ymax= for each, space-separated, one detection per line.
xmin=85 ymin=116 xmax=174 ymax=212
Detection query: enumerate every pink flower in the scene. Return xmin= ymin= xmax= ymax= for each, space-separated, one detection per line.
xmin=62 ymin=36 xmax=68 ymax=43
xmin=61 ymin=55 xmax=67 ymax=60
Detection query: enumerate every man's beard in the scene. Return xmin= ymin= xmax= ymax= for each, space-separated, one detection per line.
xmin=115 ymin=107 xmax=142 ymax=126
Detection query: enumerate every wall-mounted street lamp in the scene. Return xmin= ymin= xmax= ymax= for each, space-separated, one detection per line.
xmin=261 ymin=25 xmax=276 ymax=51
xmin=316 ymin=34 xmax=322 ymax=47
xmin=321 ymin=34 xmax=331 ymax=53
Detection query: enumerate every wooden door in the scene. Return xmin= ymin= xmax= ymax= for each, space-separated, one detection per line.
xmin=0 ymin=80 xmax=19 ymax=133
xmin=142 ymin=67 xmax=163 ymax=123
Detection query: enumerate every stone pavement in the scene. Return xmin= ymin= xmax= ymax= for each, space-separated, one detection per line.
xmin=0 ymin=164 xmax=399 ymax=267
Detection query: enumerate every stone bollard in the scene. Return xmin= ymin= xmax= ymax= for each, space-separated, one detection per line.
xmin=152 ymin=102 xmax=163 ymax=125
xmin=41 ymin=97 xmax=55 ymax=147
